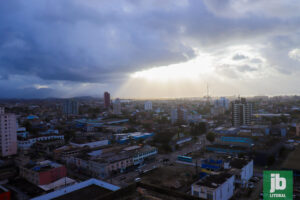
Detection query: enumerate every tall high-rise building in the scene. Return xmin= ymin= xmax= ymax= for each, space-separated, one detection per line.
xmin=63 ymin=99 xmax=79 ymax=115
xmin=144 ymin=101 xmax=152 ymax=111
xmin=171 ymin=106 xmax=187 ymax=124
xmin=171 ymin=108 xmax=178 ymax=124
xmin=113 ymin=98 xmax=122 ymax=115
xmin=214 ymin=97 xmax=229 ymax=110
xmin=0 ymin=107 xmax=17 ymax=157
xmin=104 ymin=92 xmax=111 ymax=109
xmin=232 ymin=98 xmax=253 ymax=127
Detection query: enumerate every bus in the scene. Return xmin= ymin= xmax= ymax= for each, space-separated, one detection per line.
xmin=177 ymin=155 xmax=193 ymax=163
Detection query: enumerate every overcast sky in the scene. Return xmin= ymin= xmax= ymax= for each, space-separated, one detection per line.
xmin=1 ymin=0 xmax=300 ymax=98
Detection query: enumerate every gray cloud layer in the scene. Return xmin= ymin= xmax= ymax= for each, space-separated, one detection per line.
xmin=0 ymin=0 xmax=300 ymax=98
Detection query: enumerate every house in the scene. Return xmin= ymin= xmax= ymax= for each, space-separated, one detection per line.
xmin=19 ymin=160 xmax=67 ymax=186
xmin=191 ymin=172 xmax=235 ymax=200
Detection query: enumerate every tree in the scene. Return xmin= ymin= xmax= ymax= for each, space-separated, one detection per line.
xmin=206 ymin=132 xmax=215 ymax=143
xmin=280 ymin=114 xmax=288 ymax=123
xmin=64 ymin=130 xmax=75 ymax=142
xmin=191 ymin=122 xmax=207 ymax=137
xmin=198 ymin=122 xmax=207 ymax=134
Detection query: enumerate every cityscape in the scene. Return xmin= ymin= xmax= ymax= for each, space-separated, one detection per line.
xmin=1 ymin=1 xmax=300 ymax=200
xmin=1 ymin=95 xmax=300 ymax=200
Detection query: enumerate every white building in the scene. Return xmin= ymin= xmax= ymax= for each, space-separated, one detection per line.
xmin=133 ymin=146 xmax=157 ymax=165
xmin=69 ymin=139 xmax=109 ymax=148
xmin=18 ymin=135 xmax=64 ymax=150
xmin=0 ymin=107 xmax=17 ymax=157
xmin=232 ymin=98 xmax=253 ymax=127
xmin=144 ymin=101 xmax=153 ymax=111
xmin=226 ymin=158 xmax=253 ymax=186
xmin=113 ymin=98 xmax=122 ymax=115
xmin=191 ymin=173 xmax=235 ymax=200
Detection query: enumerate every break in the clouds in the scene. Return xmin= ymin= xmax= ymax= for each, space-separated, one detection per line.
xmin=1 ymin=0 xmax=300 ymax=98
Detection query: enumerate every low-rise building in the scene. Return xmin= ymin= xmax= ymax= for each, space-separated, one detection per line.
xmin=69 ymin=139 xmax=109 ymax=148
xmin=132 ymin=146 xmax=157 ymax=165
xmin=215 ymin=136 xmax=254 ymax=147
xmin=53 ymin=145 xmax=89 ymax=161
xmin=115 ymin=132 xmax=154 ymax=144
xmin=18 ymin=135 xmax=64 ymax=150
xmin=206 ymin=144 xmax=249 ymax=154
xmin=226 ymin=158 xmax=253 ymax=186
xmin=19 ymin=160 xmax=67 ymax=186
xmin=66 ymin=156 xmax=109 ymax=178
xmin=191 ymin=172 xmax=235 ymax=200
xmin=106 ymin=153 xmax=134 ymax=173
xmin=34 ymin=139 xmax=65 ymax=153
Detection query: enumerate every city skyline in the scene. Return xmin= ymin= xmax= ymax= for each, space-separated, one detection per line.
xmin=1 ymin=0 xmax=300 ymax=98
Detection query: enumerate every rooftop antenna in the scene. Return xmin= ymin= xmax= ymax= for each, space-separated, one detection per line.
xmin=206 ymin=83 xmax=210 ymax=103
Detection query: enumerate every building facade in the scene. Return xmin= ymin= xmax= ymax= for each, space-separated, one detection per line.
xmin=66 ymin=156 xmax=109 ymax=178
xmin=63 ymin=99 xmax=79 ymax=115
xmin=229 ymin=159 xmax=253 ymax=186
xmin=191 ymin=173 xmax=235 ymax=200
xmin=104 ymin=91 xmax=111 ymax=109
xmin=171 ymin=107 xmax=187 ymax=124
xmin=113 ymin=98 xmax=122 ymax=115
xmin=133 ymin=147 xmax=158 ymax=165
xmin=18 ymin=135 xmax=64 ymax=150
xmin=144 ymin=101 xmax=152 ymax=111
xmin=19 ymin=160 xmax=67 ymax=186
xmin=0 ymin=107 xmax=17 ymax=157
xmin=232 ymin=98 xmax=253 ymax=127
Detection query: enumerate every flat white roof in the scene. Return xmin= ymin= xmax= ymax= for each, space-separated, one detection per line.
xmin=38 ymin=177 xmax=76 ymax=191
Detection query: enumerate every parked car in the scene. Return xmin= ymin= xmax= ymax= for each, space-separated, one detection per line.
xmin=135 ymin=177 xmax=141 ymax=182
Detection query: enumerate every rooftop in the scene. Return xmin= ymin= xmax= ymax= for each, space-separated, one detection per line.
xmin=24 ymin=160 xmax=63 ymax=172
xmin=206 ymin=144 xmax=249 ymax=150
xmin=229 ymin=158 xmax=251 ymax=169
xmin=32 ymin=179 xmax=119 ymax=200
xmin=53 ymin=184 xmax=111 ymax=200
xmin=195 ymin=172 xmax=233 ymax=189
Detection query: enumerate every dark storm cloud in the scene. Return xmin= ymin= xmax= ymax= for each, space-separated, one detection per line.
xmin=0 ymin=0 xmax=300 ymax=97
xmin=0 ymin=0 xmax=196 ymax=83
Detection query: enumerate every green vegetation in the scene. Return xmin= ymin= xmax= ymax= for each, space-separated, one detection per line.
xmin=206 ymin=132 xmax=215 ymax=143
xmin=190 ymin=122 xmax=207 ymax=137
